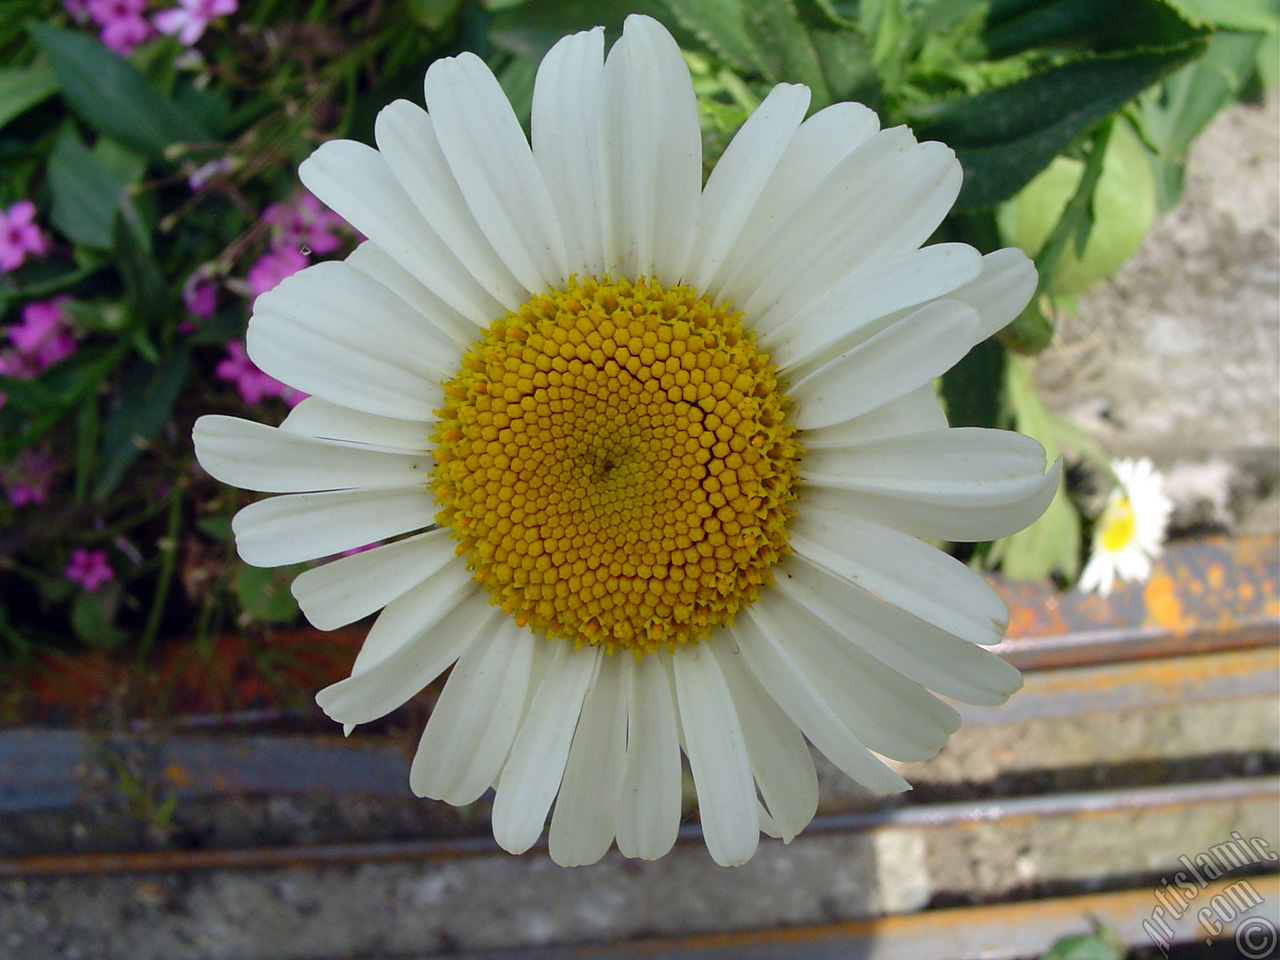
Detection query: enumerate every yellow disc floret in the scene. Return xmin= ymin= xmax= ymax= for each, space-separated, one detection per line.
xmin=431 ymin=276 xmax=799 ymax=655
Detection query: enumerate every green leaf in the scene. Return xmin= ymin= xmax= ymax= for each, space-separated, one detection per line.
xmin=29 ymin=23 xmax=208 ymax=162
xmin=71 ymin=584 xmax=128 ymax=649
xmin=1138 ymin=30 xmax=1264 ymax=208
xmin=0 ymin=65 xmax=59 ymax=132
xmin=409 ymin=0 xmax=465 ymax=30
xmin=662 ymin=0 xmax=772 ymax=76
xmin=908 ymin=38 xmax=1206 ymax=209
xmin=233 ymin=562 xmax=304 ymax=624
xmin=113 ymin=206 xmax=167 ymax=329
xmin=1036 ymin=923 xmax=1126 ymax=960
xmin=939 ymin=338 xmax=1004 ymax=429
xmin=1163 ymin=0 xmax=1278 ymax=31
xmin=983 ymin=0 xmax=1205 ymax=58
xmin=488 ymin=0 xmax=672 ymax=60
xmin=1000 ymin=117 xmax=1156 ymax=296
xmin=985 ymin=355 xmax=1081 ymax=580
xmin=47 ymin=127 xmax=129 ymax=250
xmin=93 ymin=347 xmax=192 ymax=500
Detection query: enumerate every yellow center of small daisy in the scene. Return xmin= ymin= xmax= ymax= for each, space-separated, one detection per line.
xmin=1099 ymin=496 xmax=1137 ymax=552
xmin=431 ymin=276 xmax=799 ymax=654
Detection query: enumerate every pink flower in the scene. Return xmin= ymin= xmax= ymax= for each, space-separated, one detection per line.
xmin=64 ymin=0 xmax=91 ymax=23
xmin=153 ymin=0 xmax=236 ymax=46
xmin=66 ymin=549 xmax=114 ymax=592
xmin=183 ymin=268 xmax=218 ymax=319
xmin=10 ymin=298 xmax=77 ymax=369
xmin=3 ymin=448 xmax=59 ymax=506
xmin=246 ymin=245 xmax=308 ymax=300
xmin=215 ymin=340 xmax=306 ymax=407
xmin=1 ymin=202 xmax=50 ymax=273
xmin=87 ymin=0 xmax=153 ymax=54
xmin=263 ymin=192 xmax=346 ymax=255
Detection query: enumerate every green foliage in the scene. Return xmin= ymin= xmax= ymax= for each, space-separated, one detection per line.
xmin=0 ymin=66 xmax=58 ymax=132
xmin=29 ymin=24 xmax=208 ymax=162
xmin=1035 ymin=922 xmax=1127 ymax=960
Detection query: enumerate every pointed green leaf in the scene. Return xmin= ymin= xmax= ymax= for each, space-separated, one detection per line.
xmin=29 ymin=23 xmax=208 ymax=162
xmin=48 ymin=127 xmax=129 ymax=250
xmin=0 ymin=66 xmax=59 ymax=132
xmin=93 ymin=347 xmax=191 ymax=500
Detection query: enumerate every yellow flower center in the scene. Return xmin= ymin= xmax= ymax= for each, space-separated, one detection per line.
xmin=431 ymin=276 xmax=799 ymax=654
xmin=1099 ymin=495 xmax=1137 ymax=552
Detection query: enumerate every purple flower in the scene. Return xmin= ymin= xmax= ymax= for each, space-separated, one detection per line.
xmin=246 ymin=245 xmax=308 ymax=300
xmin=183 ymin=268 xmax=218 ymax=320
xmin=1 ymin=202 xmax=50 ymax=273
xmin=66 ymin=549 xmax=115 ymax=592
xmin=263 ymin=192 xmax=346 ymax=255
xmin=154 ymin=0 xmax=237 ymax=46
xmin=187 ymin=156 xmax=236 ymax=191
xmin=215 ymin=340 xmax=306 ymax=407
xmin=3 ymin=448 xmax=59 ymax=506
xmin=87 ymin=0 xmax=153 ymax=55
xmin=10 ymin=298 xmax=77 ymax=369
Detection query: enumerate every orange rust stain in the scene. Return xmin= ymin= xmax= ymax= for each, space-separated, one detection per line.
xmin=1143 ymin=573 xmax=1186 ymax=634
xmin=1207 ymin=562 xmax=1226 ymax=591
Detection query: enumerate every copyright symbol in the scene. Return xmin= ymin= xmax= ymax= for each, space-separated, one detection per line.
xmin=1236 ymin=916 xmax=1278 ymax=959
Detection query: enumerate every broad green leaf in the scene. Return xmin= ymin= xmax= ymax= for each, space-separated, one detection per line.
xmin=48 ymin=127 xmax=129 ymax=250
xmin=93 ymin=346 xmax=192 ymax=500
xmin=29 ymin=23 xmax=208 ymax=162
xmin=662 ymin=0 xmax=766 ymax=75
xmin=984 ymin=0 xmax=1202 ymax=58
xmin=71 ymin=585 xmax=128 ymax=649
xmin=0 ymin=66 xmax=59 ymax=132
xmin=999 ymin=117 xmax=1155 ymax=296
xmin=908 ymin=39 xmax=1206 ymax=209
xmin=409 ymin=0 xmax=465 ymax=30
xmin=1164 ymin=0 xmax=1278 ymax=31
xmin=488 ymin=0 xmax=672 ymax=60
xmin=234 ymin=562 xmax=305 ymax=623
xmin=1036 ymin=924 xmax=1126 ymax=960
xmin=1138 ymin=30 xmax=1264 ymax=208
xmin=985 ymin=355 xmax=1081 ymax=580
xmin=495 ymin=55 xmax=538 ymax=129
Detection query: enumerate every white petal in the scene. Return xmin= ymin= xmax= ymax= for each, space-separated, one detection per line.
xmin=491 ymin=643 xmax=601 ymax=855
xmin=778 ymin=554 xmax=1023 ymax=706
xmin=599 ymin=14 xmax=701 ymax=282
xmin=733 ymin=610 xmax=910 ymax=794
xmin=790 ymin=495 xmax=1008 ymax=645
xmin=299 ymin=140 xmax=505 ymax=324
xmin=532 ymin=27 xmax=607 ymax=278
xmin=761 ymin=243 xmax=983 ymax=366
xmin=548 ymin=652 xmax=629 ymax=866
xmin=763 ymin=590 xmax=962 ymax=762
xmin=948 ymin=248 xmax=1038 ymax=342
xmin=709 ymin=102 xmax=880 ymax=297
xmin=740 ymin=140 xmax=961 ymax=322
xmin=249 ymin=261 xmax=454 ymax=420
xmin=291 ymin=528 xmax=454 ymax=630
xmin=710 ymin=642 xmax=817 ymax=843
xmin=345 ymin=241 xmax=477 ymax=347
xmin=789 ymin=300 xmax=980 ymax=431
xmin=686 ymin=83 xmax=811 ymax=291
xmin=410 ymin=614 xmax=536 ymax=804
xmin=315 ymin=578 xmax=485 ymax=726
xmin=799 ymin=385 xmax=948 ymax=449
xmin=232 ymin=487 xmax=435 ymax=566
xmin=615 ymin=653 xmax=683 ymax=861
xmin=347 ymin=560 xmax=474 ymax=675
xmin=193 ymin=415 xmax=432 ymax=493
xmin=424 ymin=53 xmax=568 ymax=292
xmin=671 ymin=645 xmax=759 ymax=867
xmin=800 ymin=428 xmax=1062 ymax=541
xmin=375 ymin=100 xmax=528 ymax=310
xmin=280 ymin=397 xmax=430 ymax=454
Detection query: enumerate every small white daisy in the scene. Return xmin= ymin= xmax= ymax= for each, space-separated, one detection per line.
xmin=193 ymin=15 xmax=1060 ymax=867
xmin=1080 ymin=457 xmax=1173 ymax=597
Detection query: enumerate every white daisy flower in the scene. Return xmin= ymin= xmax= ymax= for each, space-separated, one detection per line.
xmin=193 ymin=15 xmax=1061 ymax=867
xmin=1079 ymin=457 xmax=1172 ymax=597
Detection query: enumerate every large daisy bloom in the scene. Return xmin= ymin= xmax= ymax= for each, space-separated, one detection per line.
xmin=193 ymin=15 xmax=1060 ymax=867
xmin=1079 ymin=457 xmax=1172 ymax=597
